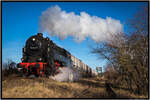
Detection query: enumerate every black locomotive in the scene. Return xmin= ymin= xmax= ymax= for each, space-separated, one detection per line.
xmin=17 ymin=33 xmax=72 ymax=77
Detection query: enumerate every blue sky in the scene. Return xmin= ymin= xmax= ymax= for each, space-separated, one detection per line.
xmin=2 ymin=2 xmax=148 ymax=71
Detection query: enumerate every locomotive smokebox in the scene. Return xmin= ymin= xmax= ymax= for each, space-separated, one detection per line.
xmin=37 ymin=33 xmax=43 ymax=37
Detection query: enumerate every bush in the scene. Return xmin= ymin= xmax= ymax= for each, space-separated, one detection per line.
xmin=2 ymin=59 xmax=19 ymax=79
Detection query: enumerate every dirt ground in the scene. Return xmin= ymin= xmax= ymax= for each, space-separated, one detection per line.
xmin=2 ymin=75 xmax=147 ymax=98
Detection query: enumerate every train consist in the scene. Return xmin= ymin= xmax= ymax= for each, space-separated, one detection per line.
xmin=70 ymin=55 xmax=98 ymax=77
xmin=17 ymin=33 xmax=98 ymax=77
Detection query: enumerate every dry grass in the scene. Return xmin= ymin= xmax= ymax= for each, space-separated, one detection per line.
xmin=2 ymin=76 xmax=148 ymax=98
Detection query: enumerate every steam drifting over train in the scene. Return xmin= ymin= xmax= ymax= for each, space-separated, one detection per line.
xmin=17 ymin=33 xmax=98 ymax=77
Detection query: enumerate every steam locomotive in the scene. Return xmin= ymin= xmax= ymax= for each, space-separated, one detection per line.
xmin=17 ymin=33 xmax=72 ymax=77
xmin=17 ymin=33 xmax=98 ymax=77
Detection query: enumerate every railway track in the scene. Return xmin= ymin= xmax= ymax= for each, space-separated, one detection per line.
xmin=73 ymin=86 xmax=90 ymax=98
xmin=73 ymin=80 xmax=117 ymax=98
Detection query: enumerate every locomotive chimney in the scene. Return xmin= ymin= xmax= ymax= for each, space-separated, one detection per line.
xmin=37 ymin=33 xmax=43 ymax=37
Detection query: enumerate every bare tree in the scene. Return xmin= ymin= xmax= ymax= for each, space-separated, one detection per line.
xmin=2 ymin=59 xmax=17 ymax=77
xmin=91 ymin=6 xmax=148 ymax=95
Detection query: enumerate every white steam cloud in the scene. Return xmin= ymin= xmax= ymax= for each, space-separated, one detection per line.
xmin=39 ymin=5 xmax=123 ymax=42
xmin=50 ymin=67 xmax=81 ymax=82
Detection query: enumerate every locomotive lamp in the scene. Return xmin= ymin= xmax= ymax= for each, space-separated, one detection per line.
xmin=32 ymin=38 xmax=35 ymax=41
xmin=21 ymin=58 xmax=24 ymax=61
xmin=38 ymin=58 xmax=42 ymax=61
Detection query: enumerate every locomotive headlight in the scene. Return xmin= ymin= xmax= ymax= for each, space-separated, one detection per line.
xmin=38 ymin=58 xmax=42 ymax=61
xmin=21 ymin=58 xmax=24 ymax=61
xmin=32 ymin=38 xmax=35 ymax=41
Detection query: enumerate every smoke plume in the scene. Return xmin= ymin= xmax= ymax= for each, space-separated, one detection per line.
xmin=50 ymin=67 xmax=81 ymax=82
xmin=39 ymin=5 xmax=123 ymax=42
